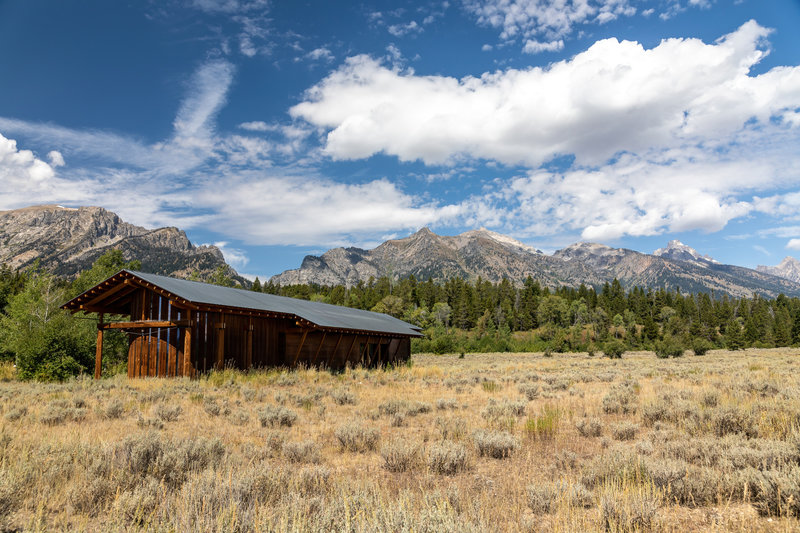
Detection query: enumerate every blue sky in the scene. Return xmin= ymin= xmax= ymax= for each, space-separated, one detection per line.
xmin=1 ymin=0 xmax=799 ymax=280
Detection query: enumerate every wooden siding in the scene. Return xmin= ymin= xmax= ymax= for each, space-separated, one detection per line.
xmin=124 ymin=286 xmax=412 ymax=377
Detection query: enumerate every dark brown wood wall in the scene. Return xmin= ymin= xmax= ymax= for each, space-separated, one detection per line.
xmin=126 ymin=286 xmax=412 ymax=377
xmin=285 ymin=332 xmax=410 ymax=369
xmin=128 ymin=288 xmax=188 ymax=378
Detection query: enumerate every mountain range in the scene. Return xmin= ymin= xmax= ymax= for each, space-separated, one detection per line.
xmin=271 ymin=228 xmax=800 ymax=298
xmin=0 ymin=205 xmax=244 ymax=284
xmin=2 ymin=205 xmax=800 ymax=299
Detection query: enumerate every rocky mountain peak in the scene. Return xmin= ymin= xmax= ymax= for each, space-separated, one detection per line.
xmin=555 ymin=242 xmax=616 ymax=260
xmin=459 ymin=228 xmax=543 ymax=255
xmin=653 ymin=240 xmax=718 ymax=266
xmin=757 ymin=256 xmax=800 ymax=284
xmin=0 ymin=205 xmax=242 ymax=284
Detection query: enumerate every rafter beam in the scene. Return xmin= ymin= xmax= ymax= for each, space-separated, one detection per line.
xmin=101 ymin=319 xmax=192 ymax=330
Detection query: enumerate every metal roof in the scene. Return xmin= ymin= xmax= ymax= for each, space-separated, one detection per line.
xmin=90 ymin=270 xmax=422 ymax=337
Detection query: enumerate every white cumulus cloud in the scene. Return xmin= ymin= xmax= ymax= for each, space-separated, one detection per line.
xmin=0 ymin=133 xmax=56 ymax=184
xmin=238 ymin=121 xmax=274 ymax=132
xmin=306 ymin=47 xmax=335 ymax=62
xmin=388 ymin=20 xmax=422 ymax=37
xmin=489 ymin=148 xmax=762 ymax=241
xmin=291 ymin=21 xmax=799 ymax=167
xmin=47 ymin=150 xmax=65 ymax=167
xmin=205 ymin=241 xmax=249 ymax=268
xmin=522 ymin=38 xmax=564 ymax=54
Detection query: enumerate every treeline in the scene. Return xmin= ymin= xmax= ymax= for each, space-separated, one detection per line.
xmin=253 ymin=275 xmax=800 ymax=355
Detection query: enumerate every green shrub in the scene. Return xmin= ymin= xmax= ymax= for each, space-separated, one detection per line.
xmin=111 ymin=432 xmax=224 ymax=489
xmin=378 ymin=400 xmax=432 ymax=417
xmin=227 ymin=409 xmax=249 ymax=426
xmin=710 ymin=405 xmax=758 ymax=438
xmin=603 ymin=340 xmax=626 ymax=359
xmin=654 ymin=338 xmax=684 ymax=358
xmin=528 ymin=482 xmax=594 ymax=514
xmin=0 ymin=271 xmax=94 ymax=381
xmin=692 ymin=338 xmax=712 ymax=356
xmin=40 ymin=400 xmax=86 ymax=425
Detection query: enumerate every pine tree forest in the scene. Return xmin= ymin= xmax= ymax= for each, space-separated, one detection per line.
xmin=254 ymin=274 xmax=800 ymax=356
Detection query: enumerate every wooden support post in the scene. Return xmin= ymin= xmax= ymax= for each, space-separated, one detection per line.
xmin=311 ymin=332 xmax=326 ymax=365
xmin=215 ymin=322 xmax=225 ymax=370
xmin=361 ymin=336 xmax=372 ymax=366
xmin=292 ymin=330 xmax=309 ymax=366
xmin=389 ymin=338 xmax=400 ymax=363
xmin=95 ymin=313 xmax=104 ymax=380
xmin=345 ymin=335 xmax=358 ymax=365
xmin=327 ymin=333 xmax=343 ymax=368
xmin=246 ymin=322 xmax=253 ymax=370
xmin=183 ymin=326 xmax=193 ymax=378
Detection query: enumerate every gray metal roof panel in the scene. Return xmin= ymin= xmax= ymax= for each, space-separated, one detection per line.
xmin=126 ymin=270 xmax=422 ymax=337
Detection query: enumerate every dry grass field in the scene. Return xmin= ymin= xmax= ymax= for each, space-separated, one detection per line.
xmin=1 ymin=349 xmax=799 ymax=532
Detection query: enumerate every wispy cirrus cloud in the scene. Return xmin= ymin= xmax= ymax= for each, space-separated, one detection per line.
xmin=171 ymin=59 xmax=235 ymax=148
xmin=0 ymin=58 xmax=238 ymax=176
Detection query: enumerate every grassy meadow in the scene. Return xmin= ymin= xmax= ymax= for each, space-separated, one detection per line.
xmin=1 ymin=349 xmax=799 ymax=532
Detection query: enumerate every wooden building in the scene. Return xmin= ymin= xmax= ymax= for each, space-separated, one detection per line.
xmin=62 ymin=270 xmax=422 ymax=378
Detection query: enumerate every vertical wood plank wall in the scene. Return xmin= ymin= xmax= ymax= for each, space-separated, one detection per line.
xmin=126 ymin=286 xmax=412 ymax=377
